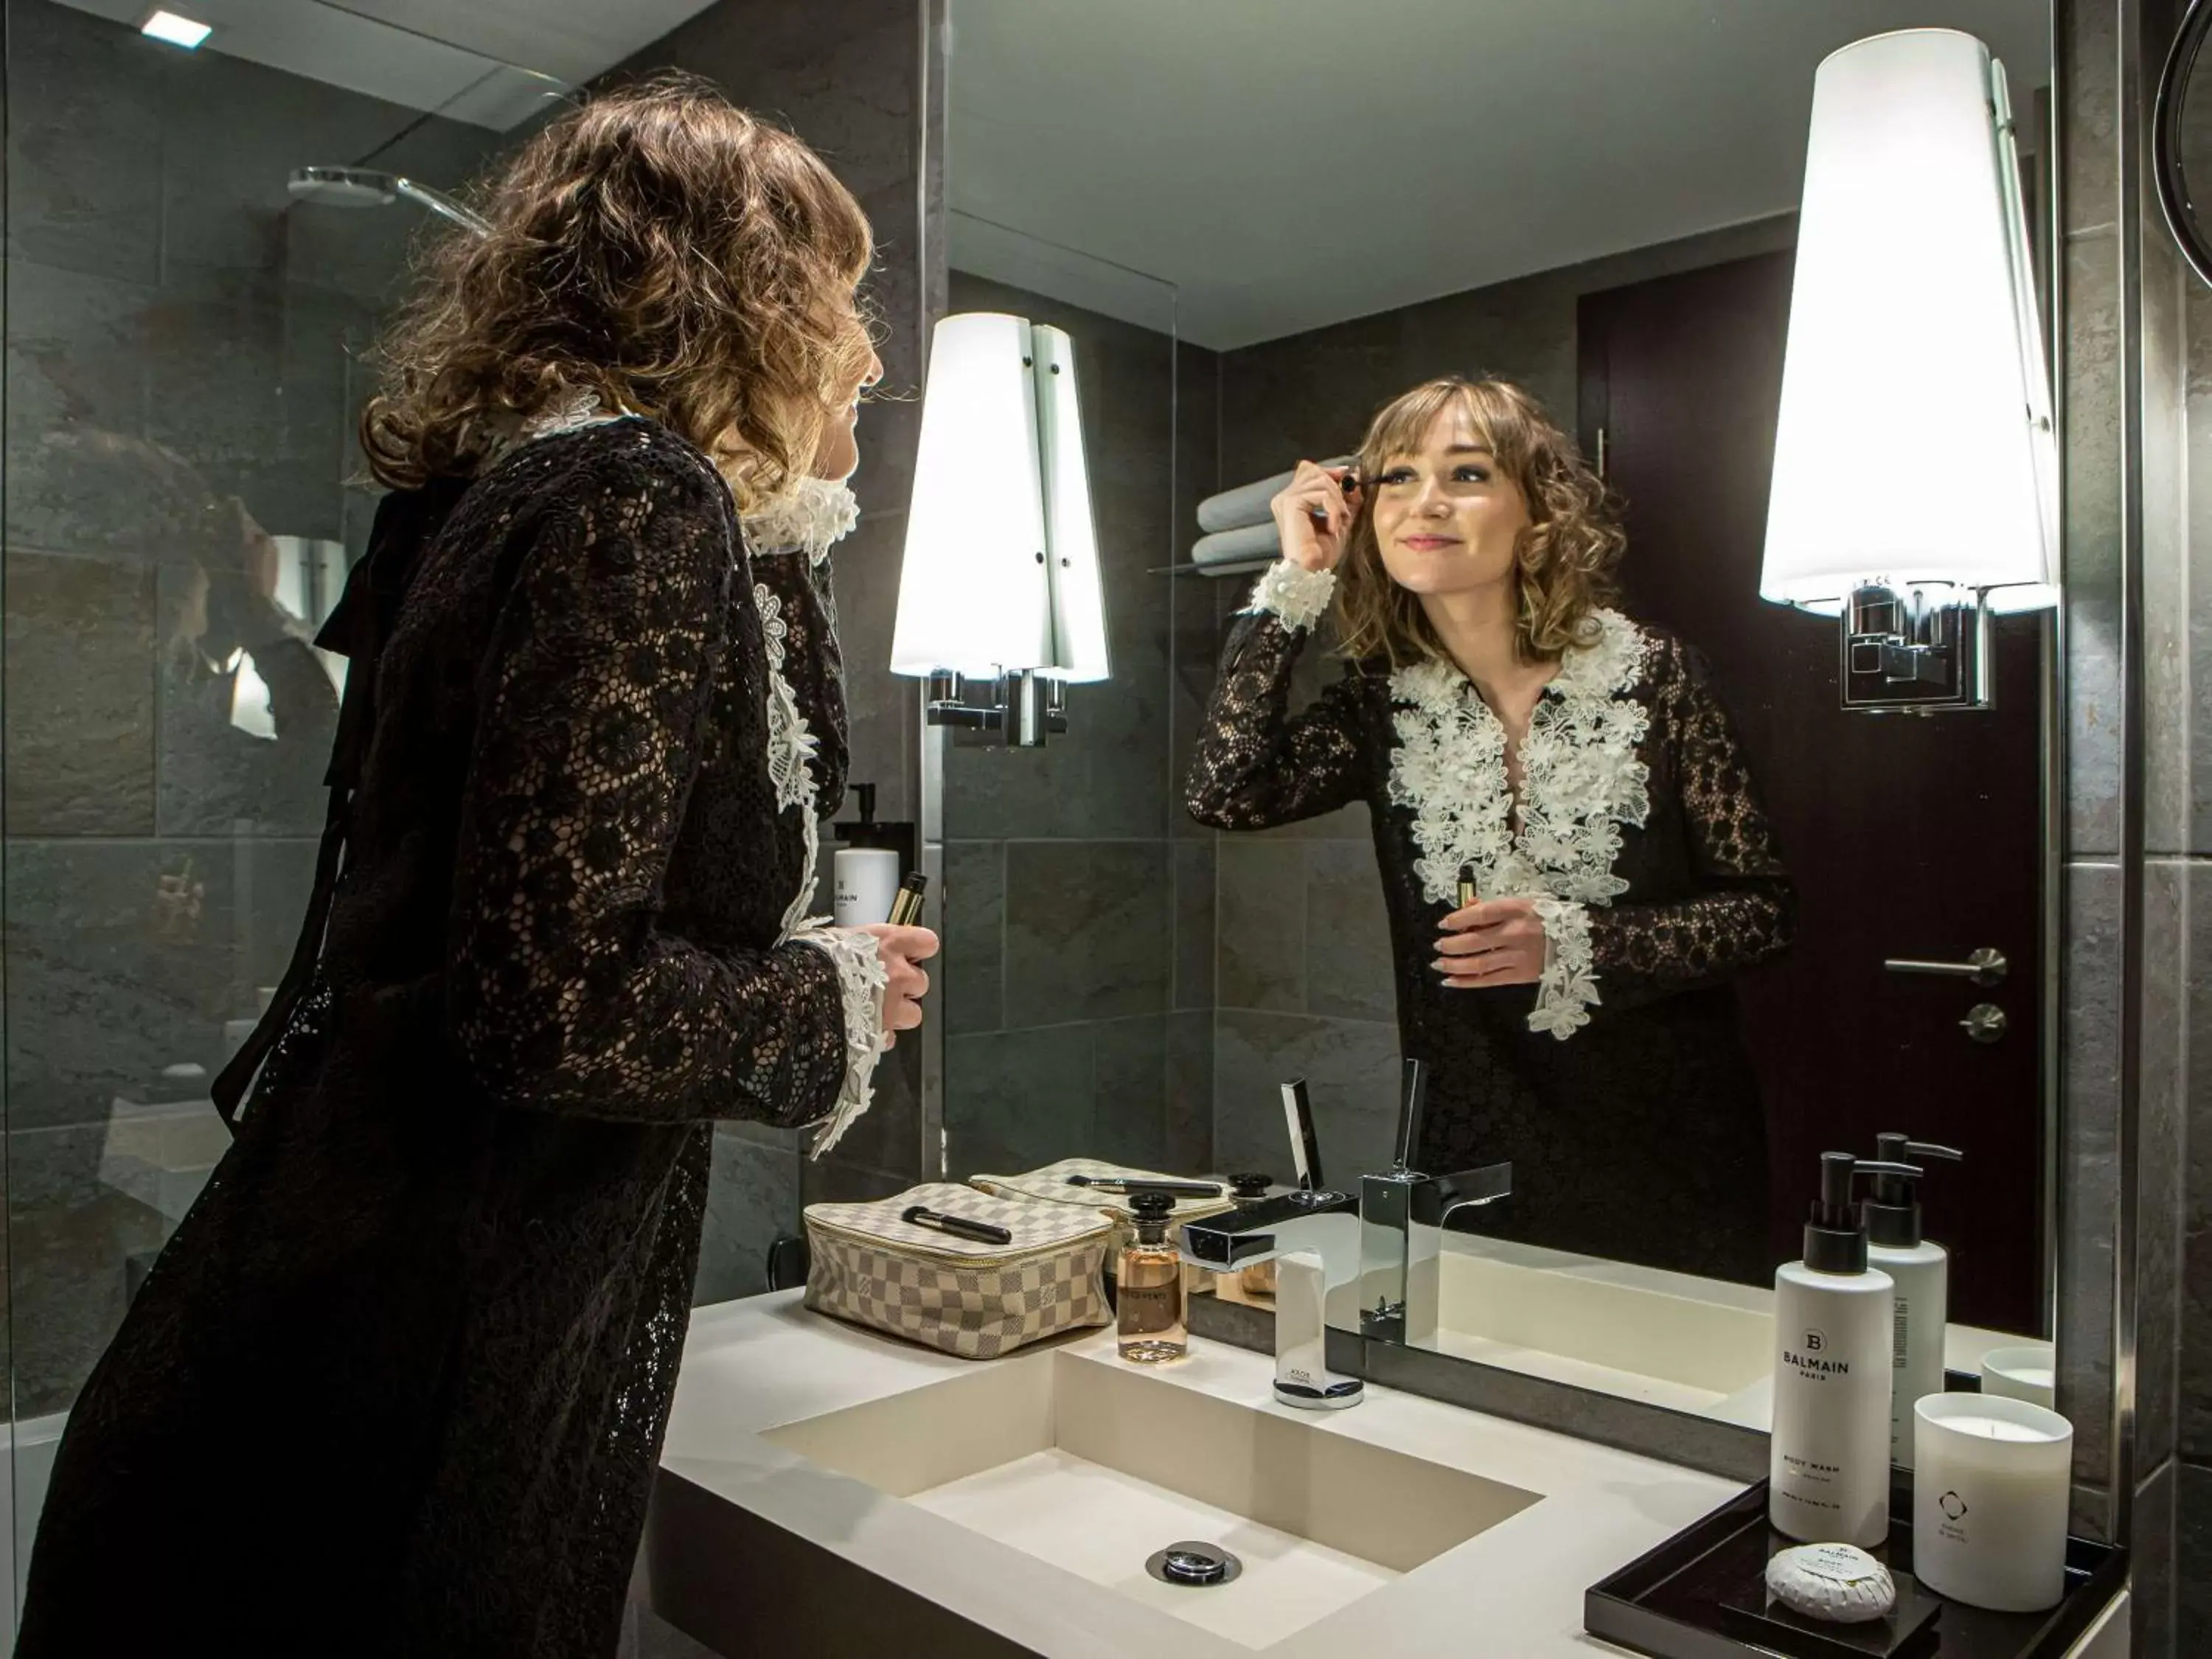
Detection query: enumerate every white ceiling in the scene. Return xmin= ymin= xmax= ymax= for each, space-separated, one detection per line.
xmin=946 ymin=0 xmax=2053 ymax=349
xmin=57 ymin=0 xmax=718 ymax=126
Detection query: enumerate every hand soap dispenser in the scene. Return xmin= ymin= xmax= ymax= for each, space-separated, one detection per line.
xmin=1863 ymin=1132 xmax=1964 ymax=1470
xmin=1770 ymin=1152 xmax=1919 ymax=1548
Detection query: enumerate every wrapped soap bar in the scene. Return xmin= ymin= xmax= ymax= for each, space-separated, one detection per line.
xmin=1764 ymin=1543 xmax=1896 ymax=1623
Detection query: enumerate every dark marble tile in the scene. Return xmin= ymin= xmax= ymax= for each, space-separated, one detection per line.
xmin=1216 ymin=838 xmax=1305 ymax=1012
xmin=139 ymin=267 xmax=349 ymax=547
xmin=1092 ymin=1015 xmax=1169 ymax=1171
xmin=1211 ymin=1010 xmax=1399 ymax=1184
xmin=2143 ymin=233 xmax=2189 ymax=858
xmin=1165 ymin=1009 xmax=1214 ymax=1173
xmin=1306 ymin=838 xmax=1396 ymax=1022
xmin=2135 ymin=1458 xmax=2179 ymax=1659
xmin=2186 ymin=280 xmax=2212 ymax=852
xmin=2180 ymin=1461 xmax=2212 ymax=1657
xmin=943 ymin=839 xmax=1005 ymax=1035
xmin=943 ymin=1024 xmax=1094 ymax=1178
xmin=1001 ymin=841 xmax=1171 ymax=1027
xmin=827 ymin=511 xmax=917 ymax=824
xmin=2063 ymin=229 xmax=2124 ymax=858
xmin=2057 ymin=860 xmax=2121 ymax=1488
xmin=5 ymin=262 xmax=157 ymax=557
xmin=635 ymin=0 xmax=919 ymax=204
xmin=4 ymin=550 xmax=159 ymax=835
xmin=1172 ymin=837 xmax=1217 ymax=1009
xmin=4 ymin=838 xmax=250 ymax=1131
xmin=692 ymin=1126 xmax=800 ymax=1307
xmin=239 ymin=837 xmax=321 ymax=994
xmin=2183 ymin=859 xmax=2212 ymax=1461
xmin=4 ymin=0 xmax=166 ymax=285
xmin=2140 ymin=862 xmax=2188 ymax=1470
xmin=1170 ymin=566 xmax=1227 ymax=842
xmin=799 ymin=1158 xmax=916 ymax=1208
xmin=11 ymin=1180 xmax=174 ymax=1416
xmin=2060 ymin=0 xmax=2118 ymax=235
xmin=818 ymin=1028 xmax=924 ymax=1184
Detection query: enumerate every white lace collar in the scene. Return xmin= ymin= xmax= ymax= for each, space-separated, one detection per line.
xmin=1386 ymin=607 xmax=1653 ymax=1038
xmin=743 ymin=476 xmax=861 ymax=566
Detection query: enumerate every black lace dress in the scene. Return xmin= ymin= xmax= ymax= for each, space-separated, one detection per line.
xmin=18 ymin=419 xmax=871 ymax=1658
xmin=1187 ymin=566 xmax=1795 ymax=1283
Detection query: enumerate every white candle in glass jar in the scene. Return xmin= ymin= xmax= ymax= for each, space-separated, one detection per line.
xmin=1980 ymin=1343 xmax=2057 ymax=1408
xmin=1912 ymin=1394 xmax=2072 ymax=1612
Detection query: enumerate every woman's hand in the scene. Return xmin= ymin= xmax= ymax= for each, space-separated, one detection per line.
xmin=860 ymin=922 xmax=938 ymax=1046
xmin=1270 ymin=460 xmax=1361 ymax=573
xmin=1433 ymin=898 xmax=1546 ymax=988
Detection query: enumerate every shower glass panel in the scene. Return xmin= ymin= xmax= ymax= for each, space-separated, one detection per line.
xmin=0 ymin=0 xmax=564 ymax=1635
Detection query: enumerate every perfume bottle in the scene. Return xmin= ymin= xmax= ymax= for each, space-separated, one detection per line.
xmin=1117 ymin=1191 xmax=1189 ymax=1363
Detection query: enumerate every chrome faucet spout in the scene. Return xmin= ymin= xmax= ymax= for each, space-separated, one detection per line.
xmin=1359 ymin=1158 xmax=1512 ymax=1346
xmin=1179 ymin=1182 xmax=1364 ymax=1410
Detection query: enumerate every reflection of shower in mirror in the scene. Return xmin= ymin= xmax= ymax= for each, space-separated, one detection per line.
xmin=288 ymin=165 xmax=489 ymax=234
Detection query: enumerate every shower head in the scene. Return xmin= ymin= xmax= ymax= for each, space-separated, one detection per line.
xmin=289 ymin=166 xmax=397 ymax=207
xmin=288 ymin=166 xmax=488 ymax=234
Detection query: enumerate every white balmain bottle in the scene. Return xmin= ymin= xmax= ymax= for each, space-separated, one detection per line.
xmin=1770 ymin=1153 xmax=1911 ymax=1549
xmin=1863 ymin=1134 xmax=1965 ymax=1470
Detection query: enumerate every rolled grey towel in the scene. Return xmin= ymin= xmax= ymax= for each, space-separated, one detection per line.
xmin=1196 ymin=454 xmax=1354 ymax=533
xmin=1191 ymin=521 xmax=1282 ymax=567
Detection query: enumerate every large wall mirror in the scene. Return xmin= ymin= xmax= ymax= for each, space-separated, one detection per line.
xmin=932 ymin=0 xmax=2058 ymax=1441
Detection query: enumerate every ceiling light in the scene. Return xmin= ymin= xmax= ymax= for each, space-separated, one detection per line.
xmin=142 ymin=10 xmax=212 ymax=49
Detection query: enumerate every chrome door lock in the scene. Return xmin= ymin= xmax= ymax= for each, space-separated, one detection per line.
xmin=1960 ymin=1004 xmax=2008 ymax=1043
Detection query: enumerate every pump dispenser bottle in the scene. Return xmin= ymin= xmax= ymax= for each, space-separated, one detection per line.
xmin=1863 ymin=1133 xmax=1964 ymax=1469
xmin=1770 ymin=1152 xmax=1919 ymax=1547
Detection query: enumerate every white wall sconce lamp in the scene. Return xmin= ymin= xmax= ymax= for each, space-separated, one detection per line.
xmin=890 ymin=312 xmax=1110 ymax=746
xmin=1761 ymin=29 xmax=2058 ymax=712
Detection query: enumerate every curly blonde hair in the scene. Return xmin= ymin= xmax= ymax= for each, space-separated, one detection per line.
xmin=1333 ymin=377 xmax=1624 ymax=667
xmin=360 ymin=74 xmax=877 ymax=510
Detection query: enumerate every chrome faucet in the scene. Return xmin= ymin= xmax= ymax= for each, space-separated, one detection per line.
xmin=1179 ymin=1079 xmax=1366 ymax=1409
xmin=1359 ymin=1058 xmax=1512 ymax=1346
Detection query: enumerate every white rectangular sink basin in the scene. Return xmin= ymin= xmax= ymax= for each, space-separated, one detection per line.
xmin=762 ymin=1348 xmax=1540 ymax=1649
xmin=1427 ymin=1237 xmax=1773 ymax=1413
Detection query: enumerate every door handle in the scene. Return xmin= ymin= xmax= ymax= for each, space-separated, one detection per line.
xmin=1883 ymin=947 xmax=2008 ymax=987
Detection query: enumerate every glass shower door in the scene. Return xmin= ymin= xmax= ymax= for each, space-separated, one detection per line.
xmin=0 ymin=2 xmax=558 ymax=1636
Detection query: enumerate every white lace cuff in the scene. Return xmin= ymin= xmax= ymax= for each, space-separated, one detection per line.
xmin=791 ymin=921 xmax=891 ymax=1157
xmin=1526 ymin=897 xmax=1599 ymax=1040
xmin=1245 ymin=560 xmax=1336 ymax=632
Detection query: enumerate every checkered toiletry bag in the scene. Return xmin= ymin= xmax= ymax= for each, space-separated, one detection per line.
xmin=802 ymin=1182 xmax=1115 ymax=1360
xmin=970 ymin=1158 xmax=1237 ymax=1255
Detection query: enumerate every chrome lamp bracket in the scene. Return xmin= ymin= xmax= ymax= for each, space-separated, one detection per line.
xmin=1840 ymin=582 xmax=1993 ymax=713
xmin=922 ymin=668 xmax=1070 ymax=748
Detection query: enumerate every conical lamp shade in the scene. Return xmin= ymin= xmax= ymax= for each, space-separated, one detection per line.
xmin=1761 ymin=29 xmax=2057 ymax=616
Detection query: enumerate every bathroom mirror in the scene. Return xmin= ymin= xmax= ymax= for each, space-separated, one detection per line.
xmin=933 ymin=0 xmax=2059 ymax=1433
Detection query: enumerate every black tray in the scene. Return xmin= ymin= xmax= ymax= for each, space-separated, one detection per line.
xmin=1586 ymin=1477 xmax=2125 ymax=1659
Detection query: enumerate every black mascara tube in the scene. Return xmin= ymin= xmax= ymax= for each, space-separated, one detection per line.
xmin=902 ymin=1204 xmax=1012 ymax=1245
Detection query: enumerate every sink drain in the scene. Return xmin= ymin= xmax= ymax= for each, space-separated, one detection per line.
xmin=1146 ymin=1542 xmax=1242 ymax=1587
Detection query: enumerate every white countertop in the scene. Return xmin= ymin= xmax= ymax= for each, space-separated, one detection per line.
xmin=663 ymin=1292 xmax=1745 ymax=1658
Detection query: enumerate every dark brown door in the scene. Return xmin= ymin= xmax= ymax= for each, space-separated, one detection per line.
xmin=1578 ymin=251 xmax=2045 ymax=1335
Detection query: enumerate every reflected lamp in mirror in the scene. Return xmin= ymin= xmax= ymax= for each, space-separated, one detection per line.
xmin=1760 ymin=29 xmax=2057 ymax=712
xmin=890 ymin=311 xmax=1110 ymax=747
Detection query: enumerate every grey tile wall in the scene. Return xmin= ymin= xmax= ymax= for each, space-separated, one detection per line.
xmin=934 ymin=265 xmax=1225 ymax=1183
xmin=2 ymin=0 xmax=509 ymax=1413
